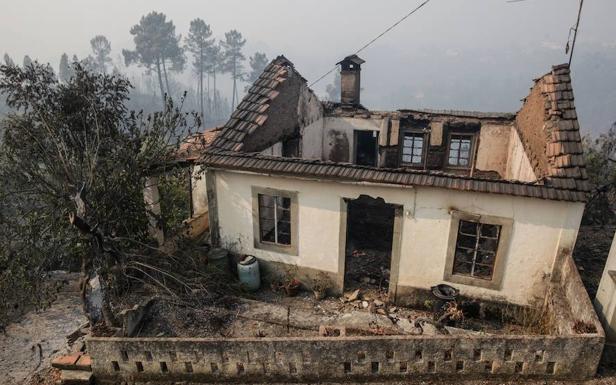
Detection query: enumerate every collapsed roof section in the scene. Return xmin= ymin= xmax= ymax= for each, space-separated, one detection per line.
xmin=209 ymin=55 xmax=321 ymax=153
xmin=515 ymin=64 xmax=590 ymax=193
xmin=201 ymin=56 xmax=589 ymax=202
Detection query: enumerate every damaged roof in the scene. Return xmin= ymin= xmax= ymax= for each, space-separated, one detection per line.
xmin=209 ymin=55 xmax=297 ymax=152
xmin=201 ymin=56 xmax=589 ymax=202
xmin=535 ymin=64 xmax=590 ymax=193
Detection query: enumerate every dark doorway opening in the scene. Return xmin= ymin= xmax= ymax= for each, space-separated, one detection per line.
xmin=354 ymin=130 xmax=378 ymax=166
xmin=344 ymin=195 xmax=395 ymax=293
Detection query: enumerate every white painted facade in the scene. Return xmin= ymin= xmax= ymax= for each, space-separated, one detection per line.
xmin=595 ymin=234 xmax=616 ymax=342
xmin=213 ymin=169 xmax=584 ymax=306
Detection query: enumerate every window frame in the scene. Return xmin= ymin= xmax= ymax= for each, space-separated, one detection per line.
xmin=399 ymin=130 xmax=429 ymax=168
xmin=443 ymin=211 xmax=512 ymax=290
xmin=446 ymin=133 xmax=475 ymax=169
xmin=251 ymin=186 xmax=298 ymax=255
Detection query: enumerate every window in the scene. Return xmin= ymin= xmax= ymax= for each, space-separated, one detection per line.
xmin=252 ymin=187 xmax=298 ymax=255
xmin=444 ymin=211 xmax=512 ymax=289
xmin=453 ymin=220 xmax=500 ymax=279
xmin=354 ymin=130 xmax=378 ymax=166
xmin=401 ymin=132 xmax=425 ymax=165
xmin=447 ymin=135 xmax=473 ymax=167
xmin=258 ymin=194 xmax=291 ymax=245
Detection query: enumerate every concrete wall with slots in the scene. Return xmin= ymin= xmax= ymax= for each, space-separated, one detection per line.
xmin=87 ymin=332 xmax=602 ymax=382
xmin=213 ymin=169 xmax=584 ymax=306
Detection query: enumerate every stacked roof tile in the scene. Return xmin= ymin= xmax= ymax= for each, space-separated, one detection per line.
xmin=202 ymin=150 xmax=587 ymax=202
xmin=209 ymin=56 xmax=294 ymax=152
xmin=540 ymin=64 xmax=591 ymax=193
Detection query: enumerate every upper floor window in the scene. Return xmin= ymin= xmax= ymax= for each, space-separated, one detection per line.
xmin=401 ymin=132 xmax=425 ymax=166
xmin=447 ymin=135 xmax=473 ymax=167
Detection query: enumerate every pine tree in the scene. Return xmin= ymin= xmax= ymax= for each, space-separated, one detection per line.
xmin=58 ymin=53 xmax=71 ymax=82
xmin=185 ymin=18 xmax=213 ymax=121
xmin=23 ymin=55 xmax=32 ymax=68
xmin=90 ymin=35 xmax=112 ymax=74
xmin=123 ymin=11 xmax=185 ymax=106
xmin=3 ymin=54 xmax=15 ymax=66
xmin=246 ymin=52 xmax=268 ymax=88
xmin=220 ymin=30 xmax=246 ymax=111
xmin=205 ymin=43 xmax=223 ymax=122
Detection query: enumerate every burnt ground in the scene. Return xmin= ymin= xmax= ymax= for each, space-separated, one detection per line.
xmin=0 ymin=273 xmax=86 ymax=385
xmin=20 ymin=224 xmax=616 ymax=384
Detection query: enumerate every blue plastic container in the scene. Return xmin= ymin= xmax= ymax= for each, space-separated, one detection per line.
xmin=237 ymin=255 xmax=260 ymax=291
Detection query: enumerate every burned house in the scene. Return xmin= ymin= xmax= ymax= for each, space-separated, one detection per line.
xmin=88 ymin=55 xmax=605 ymax=383
xmin=197 ymin=55 xmax=589 ymax=308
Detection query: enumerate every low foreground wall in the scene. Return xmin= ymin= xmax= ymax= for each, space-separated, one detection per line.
xmin=88 ymin=333 xmax=603 ymax=383
xmin=87 ymin=256 xmax=604 ymax=382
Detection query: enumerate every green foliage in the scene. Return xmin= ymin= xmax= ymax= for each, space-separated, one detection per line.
xmin=583 ymin=124 xmax=616 ymax=188
xmin=0 ymin=62 xmax=196 ymax=322
xmin=158 ymin=171 xmax=191 ymax=237
xmin=582 ymin=123 xmax=616 ymax=224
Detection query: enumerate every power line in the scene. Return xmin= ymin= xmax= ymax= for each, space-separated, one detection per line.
xmin=568 ymin=0 xmax=584 ymax=67
xmin=309 ymin=0 xmax=433 ymax=87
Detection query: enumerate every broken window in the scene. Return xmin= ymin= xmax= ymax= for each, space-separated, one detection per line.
xmin=354 ymin=130 xmax=378 ymax=166
xmin=401 ymin=132 xmax=425 ymax=165
xmin=453 ymin=220 xmax=501 ymax=280
xmin=258 ymin=194 xmax=291 ymax=245
xmin=447 ymin=135 xmax=473 ymax=167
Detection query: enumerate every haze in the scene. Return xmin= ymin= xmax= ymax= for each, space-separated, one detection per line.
xmin=2 ymin=0 xmax=615 ymax=134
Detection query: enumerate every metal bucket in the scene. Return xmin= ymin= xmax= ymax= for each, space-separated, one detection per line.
xmin=430 ymin=283 xmax=459 ymax=314
xmin=237 ymin=255 xmax=260 ymax=291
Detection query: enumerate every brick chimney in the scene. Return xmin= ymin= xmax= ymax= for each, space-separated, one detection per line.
xmin=337 ymin=55 xmax=365 ymax=105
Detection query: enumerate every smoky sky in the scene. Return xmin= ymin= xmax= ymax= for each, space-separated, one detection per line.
xmin=2 ymin=0 xmax=615 ymax=133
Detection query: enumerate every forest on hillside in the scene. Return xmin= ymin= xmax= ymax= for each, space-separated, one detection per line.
xmin=0 ymin=11 xmax=284 ymax=129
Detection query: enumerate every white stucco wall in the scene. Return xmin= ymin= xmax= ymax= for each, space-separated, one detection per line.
xmin=505 ymin=128 xmax=537 ymax=182
xmin=191 ymin=165 xmax=209 ymax=216
xmin=595 ymin=233 xmax=616 ymax=342
xmin=213 ymin=170 xmax=584 ymax=305
xmin=301 ymin=116 xmax=387 ymax=163
xmin=301 ymin=118 xmax=324 ymax=160
xmin=260 ymin=141 xmax=283 ymax=156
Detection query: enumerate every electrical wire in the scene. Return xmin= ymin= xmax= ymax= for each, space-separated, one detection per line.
xmin=308 ymin=0 xmax=433 ymax=87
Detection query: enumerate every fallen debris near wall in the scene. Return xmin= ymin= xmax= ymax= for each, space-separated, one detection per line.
xmin=87 ymin=255 xmax=604 ymax=382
